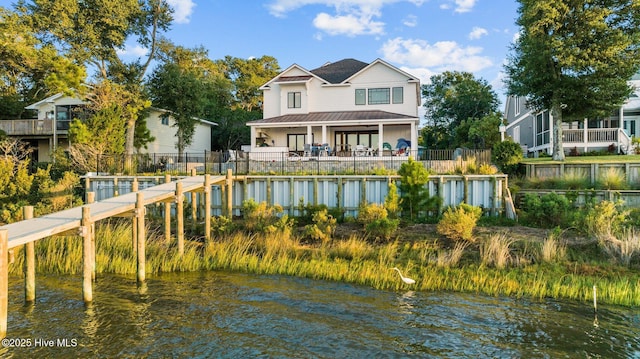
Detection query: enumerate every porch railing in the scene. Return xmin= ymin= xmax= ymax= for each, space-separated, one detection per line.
xmin=0 ymin=119 xmax=54 ymax=136
xmin=91 ymin=149 xmax=492 ymax=176
xmin=562 ymin=128 xmax=619 ymax=143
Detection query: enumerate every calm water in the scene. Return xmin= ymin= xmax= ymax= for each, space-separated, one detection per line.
xmin=0 ymin=272 xmax=638 ymax=358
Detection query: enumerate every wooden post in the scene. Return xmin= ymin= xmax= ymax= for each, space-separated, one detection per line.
xmin=191 ymin=192 xmax=197 ymax=232
xmin=289 ymin=176 xmax=295 ymax=216
xmin=164 ymin=174 xmax=171 ymax=244
xmin=113 ymin=177 xmax=119 ymax=197
xmin=204 ymin=175 xmax=211 ymax=242
xmin=463 ymin=176 xmax=469 ymax=204
xmin=266 ymin=178 xmax=272 ymax=205
xmin=360 ymin=177 xmax=367 ymax=205
xmin=176 ymin=182 xmax=184 ymax=255
xmin=190 ymin=167 xmax=196 ymax=177
xmin=23 ymin=206 xmax=35 ymax=304
xmin=131 ymin=177 xmax=139 ymax=252
xmin=84 ymin=177 xmax=91 ymax=203
xmin=136 ymin=192 xmax=146 ymax=283
xmin=86 ymin=192 xmax=96 ymax=282
xmin=0 ymin=229 xmax=8 ymax=339
xmin=81 ymin=206 xmax=93 ymax=303
xmin=226 ymin=169 xmax=233 ymax=218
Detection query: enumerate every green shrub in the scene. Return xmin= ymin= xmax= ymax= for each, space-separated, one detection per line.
xmin=582 ymin=200 xmax=628 ymax=242
xmin=436 ymin=203 xmax=483 ymax=242
xmin=304 ymin=208 xmax=337 ymax=243
xmin=210 ymin=216 xmax=236 ymax=237
xmin=519 ymin=192 xmax=574 ymax=228
xmin=357 ymin=203 xmax=388 ymax=225
xmin=365 ymin=218 xmax=400 ymax=242
xmin=492 ymin=140 xmax=523 ymax=175
xmin=384 ymin=182 xmax=401 ymax=219
xmin=241 ymin=199 xmax=293 ymax=234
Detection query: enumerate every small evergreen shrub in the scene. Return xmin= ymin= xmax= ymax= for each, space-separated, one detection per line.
xmin=210 ymin=216 xmax=236 ymax=237
xmin=357 ymin=203 xmax=388 ymax=225
xmin=304 ymin=208 xmax=337 ymax=243
xmin=384 ymin=182 xmax=401 ymax=219
xmin=436 ymin=203 xmax=483 ymax=242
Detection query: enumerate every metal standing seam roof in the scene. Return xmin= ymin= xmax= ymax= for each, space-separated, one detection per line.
xmin=247 ymin=110 xmax=418 ymax=125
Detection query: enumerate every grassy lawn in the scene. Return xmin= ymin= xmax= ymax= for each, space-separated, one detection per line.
xmin=521 ymin=154 xmax=640 ymax=164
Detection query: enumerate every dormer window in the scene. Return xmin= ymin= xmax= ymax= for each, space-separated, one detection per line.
xmin=287 ymin=92 xmax=301 ymax=108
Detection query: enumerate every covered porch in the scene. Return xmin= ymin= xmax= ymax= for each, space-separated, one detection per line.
xmin=246 ymin=110 xmax=420 ymax=160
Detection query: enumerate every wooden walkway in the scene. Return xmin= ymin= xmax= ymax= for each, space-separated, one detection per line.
xmin=0 ymin=172 xmax=230 ymax=338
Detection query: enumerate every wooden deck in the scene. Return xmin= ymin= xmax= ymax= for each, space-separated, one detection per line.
xmin=1 ymin=175 xmax=224 ymax=249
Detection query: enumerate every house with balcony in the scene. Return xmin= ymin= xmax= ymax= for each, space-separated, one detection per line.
xmin=246 ymin=58 xmax=420 ymax=159
xmin=0 ymin=93 xmax=216 ymax=162
xmin=503 ymin=74 xmax=640 ymax=156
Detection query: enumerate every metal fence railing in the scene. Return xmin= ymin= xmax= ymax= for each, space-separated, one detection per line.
xmin=90 ymin=149 xmax=492 ymax=176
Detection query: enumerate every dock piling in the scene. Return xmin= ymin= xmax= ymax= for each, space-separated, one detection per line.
xmin=0 ymin=229 xmax=8 ymax=339
xmin=81 ymin=206 xmax=93 ymax=303
xmin=136 ymin=192 xmax=146 ymax=284
xmin=176 ymin=182 xmax=184 ymax=255
xmin=23 ymin=206 xmax=35 ymax=303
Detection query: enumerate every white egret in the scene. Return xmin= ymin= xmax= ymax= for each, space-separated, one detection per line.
xmin=392 ymin=267 xmax=415 ymax=284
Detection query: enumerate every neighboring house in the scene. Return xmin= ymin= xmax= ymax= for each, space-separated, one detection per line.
xmin=0 ymin=93 xmax=216 ymax=162
xmin=246 ymin=58 xmax=420 ymax=157
xmin=503 ymin=74 xmax=640 ymax=156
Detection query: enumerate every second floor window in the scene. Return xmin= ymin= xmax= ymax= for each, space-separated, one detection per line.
xmin=368 ymin=88 xmax=390 ymax=104
xmin=392 ymin=87 xmax=403 ymax=104
xmin=288 ymin=92 xmax=301 ymax=108
xmin=355 ymin=89 xmax=366 ymax=105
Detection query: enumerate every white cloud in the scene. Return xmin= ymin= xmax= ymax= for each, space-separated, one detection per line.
xmin=117 ymin=44 xmax=148 ymax=58
xmin=313 ymin=12 xmax=385 ymax=36
xmin=439 ymin=0 xmax=477 ymax=13
xmin=468 ymin=26 xmax=487 ymax=40
xmin=403 ymin=14 xmax=418 ymax=27
xmin=166 ymin=0 xmax=196 ymax=24
xmin=380 ymin=37 xmax=493 ymax=73
xmin=267 ymin=0 xmax=424 ymax=36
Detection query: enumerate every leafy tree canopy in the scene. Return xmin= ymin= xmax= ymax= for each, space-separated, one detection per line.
xmin=219 ymin=56 xmax=280 ymax=112
xmin=505 ymin=0 xmax=640 ymax=160
xmin=421 ymin=71 xmax=499 ymax=149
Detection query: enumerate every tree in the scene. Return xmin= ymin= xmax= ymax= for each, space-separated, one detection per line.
xmin=220 ymin=56 xmax=280 ymax=111
xmin=148 ymin=44 xmax=231 ymax=155
xmin=0 ymin=7 xmax=85 ymax=118
xmin=421 ymin=71 xmax=499 ymax=149
xmin=505 ymin=0 xmax=640 ymax=161
xmin=18 ymin=0 xmax=172 ymax=156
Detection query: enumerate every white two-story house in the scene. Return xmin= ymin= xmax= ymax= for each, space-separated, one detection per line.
xmin=247 ymin=58 xmax=421 ymax=158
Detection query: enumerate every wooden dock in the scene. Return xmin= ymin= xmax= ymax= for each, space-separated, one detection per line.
xmin=0 ymin=172 xmax=230 ymax=338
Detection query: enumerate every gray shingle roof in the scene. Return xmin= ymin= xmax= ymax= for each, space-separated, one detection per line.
xmin=309 ymin=59 xmax=369 ymax=84
xmin=247 ymin=110 xmax=417 ymax=125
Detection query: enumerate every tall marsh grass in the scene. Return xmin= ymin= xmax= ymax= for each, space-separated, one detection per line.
xmin=7 ymin=222 xmax=640 ymax=306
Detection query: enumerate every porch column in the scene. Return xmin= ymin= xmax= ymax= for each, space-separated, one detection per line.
xmin=410 ymin=120 xmax=418 ymax=158
xmin=378 ymin=123 xmax=384 ymax=157
xmin=583 ymin=118 xmax=588 ymax=153
xmin=548 ymin=112 xmax=554 ymax=156
xmin=307 ymin=125 xmax=312 ymax=144
xmin=250 ymin=126 xmax=257 ymax=148
xmin=321 ymin=125 xmax=327 ymax=145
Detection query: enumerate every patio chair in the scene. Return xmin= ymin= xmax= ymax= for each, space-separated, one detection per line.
xmin=354 ymin=144 xmax=366 ymax=156
xmin=303 ymin=144 xmax=312 ymax=157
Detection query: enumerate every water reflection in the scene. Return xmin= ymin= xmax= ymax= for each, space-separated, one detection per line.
xmin=3 ymin=273 xmax=639 ymax=358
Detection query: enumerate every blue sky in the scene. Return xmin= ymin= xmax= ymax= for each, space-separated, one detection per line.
xmin=2 ymin=0 xmax=520 ymax=106
xmin=155 ymin=0 xmax=520 ymax=105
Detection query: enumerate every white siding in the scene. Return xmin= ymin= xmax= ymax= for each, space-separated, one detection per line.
xmin=142 ymin=110 xmax=212 ymax=154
